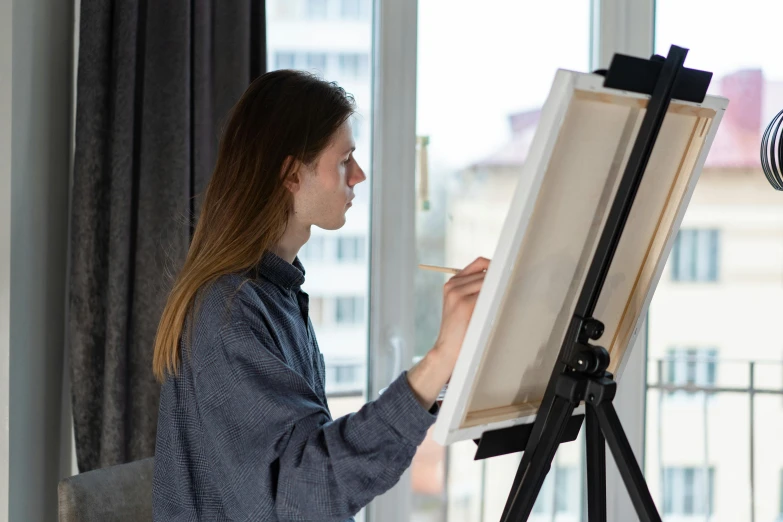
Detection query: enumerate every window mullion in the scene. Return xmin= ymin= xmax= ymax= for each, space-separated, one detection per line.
xmin=366 ymin=0 xmax=419 ymax=520
xmin=593 ymin=1 xmax=655 ymax=521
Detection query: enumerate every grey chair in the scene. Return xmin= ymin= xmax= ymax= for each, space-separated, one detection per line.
xmin=57 ymin=457 xmax=154 ymax=522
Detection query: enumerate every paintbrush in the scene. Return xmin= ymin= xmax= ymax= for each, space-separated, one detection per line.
xmin=418 ymin=264 xmax=460 ymax=275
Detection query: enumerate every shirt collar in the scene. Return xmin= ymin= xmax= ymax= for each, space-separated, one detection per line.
xmin=254 ymin=250 xmax=306 ymax=290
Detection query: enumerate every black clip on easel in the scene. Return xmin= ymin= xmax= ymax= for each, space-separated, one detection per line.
xmin=470 ymin=45 xmax=713 ymax=522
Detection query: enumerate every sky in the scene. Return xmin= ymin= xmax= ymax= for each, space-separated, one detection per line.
xmin=415 ymin=0 xmax=783 ymax=174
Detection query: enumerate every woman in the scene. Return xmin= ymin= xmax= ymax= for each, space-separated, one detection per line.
xmin=152 ymin=69 xmax=489 ymax=521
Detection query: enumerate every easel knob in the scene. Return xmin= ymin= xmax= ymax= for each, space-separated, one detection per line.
xmin=582 ymin=318 xmax=605 ymax=340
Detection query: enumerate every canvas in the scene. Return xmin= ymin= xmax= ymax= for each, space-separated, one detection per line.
xmin=432 ymin=68 xmax=728 ymax=446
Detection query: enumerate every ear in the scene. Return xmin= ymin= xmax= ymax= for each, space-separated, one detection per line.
xmin=282 ymin=156 xmax=301 ymax=193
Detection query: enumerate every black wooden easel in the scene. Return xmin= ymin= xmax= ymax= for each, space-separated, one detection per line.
xmin=469 ymin=45 xmax=713 ymax=522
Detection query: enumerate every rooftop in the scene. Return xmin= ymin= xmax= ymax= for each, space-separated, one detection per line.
xmin=472 ymin=69 xmax=783 ymax=171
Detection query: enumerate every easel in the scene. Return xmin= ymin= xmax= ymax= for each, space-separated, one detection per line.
xmin=469 ymin=45 xmax=713 ymax=522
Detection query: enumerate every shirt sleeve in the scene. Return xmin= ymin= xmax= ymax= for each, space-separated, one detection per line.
xmin=193 ymin=319 xmax=437 ymax=522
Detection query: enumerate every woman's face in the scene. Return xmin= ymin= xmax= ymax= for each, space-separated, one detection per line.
xmin=291 ymin=119 xmax=366 ymax=231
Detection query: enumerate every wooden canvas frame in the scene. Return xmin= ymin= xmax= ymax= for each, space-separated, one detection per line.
xmin=432 ymin=69 xmax=728 ymax=446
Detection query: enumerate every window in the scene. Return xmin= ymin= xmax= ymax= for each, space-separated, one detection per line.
xmin=305 ymin=0 xmax=328 ymax=19
xmin=299 ymin=236 xmax=325 ymax=261
xmin=663 ymin=467 xmax=714 ymax=516
xmin=337 ymin=236 xmax=365 ymax=261
xmin=340 ymin=0 xmax=361 ymax=19
xmin=325 ymin=361 xmax=364 ymax=394
xmin=306 ymin=53 xmax=328 ymax=74
xmin=670 ymin=229 xmax=719 ymax=282
xmin=335 ymin=364 xmax=357 ymax=384
xmin=335 ymin=296 xmax=363 ymax=324
xmin=553 ymin=466 xmax=579 ymax=514
xmin=665 ymin=347 xmax=718 ymax=394
xmin=338 ymin=53 xmax=368 ymax=80
xmin=531 ymin=464 xmax=580 ymax=515
xmin=275 ymin=52 xmax=296 ymax=70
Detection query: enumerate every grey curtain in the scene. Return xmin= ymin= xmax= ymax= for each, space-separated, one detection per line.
xmin=69 ymin=0 xmax=266 ymax=472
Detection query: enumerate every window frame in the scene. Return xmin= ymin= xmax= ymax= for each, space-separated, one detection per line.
xmin=368 ymin=1 xmax=653 ymax=521
xmin=366 ymin=0 xmax=419 ymax=520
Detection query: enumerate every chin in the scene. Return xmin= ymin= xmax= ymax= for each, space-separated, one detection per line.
xmin=316 ymin=215 xmax=347 ymax=231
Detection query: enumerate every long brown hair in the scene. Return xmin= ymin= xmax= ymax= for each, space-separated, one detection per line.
xmin=153 ymin=70 xmax=355 ymax=382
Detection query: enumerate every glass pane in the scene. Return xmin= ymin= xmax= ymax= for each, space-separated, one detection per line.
xmin=265 ymin=0 xmax=372 ymax=430
xmin=412 ymin=1 xmax=590 ymax=519
xmin=648 ymin=3 xmax=783 ymax=522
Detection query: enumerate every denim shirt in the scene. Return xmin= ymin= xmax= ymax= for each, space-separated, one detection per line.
xmin=152 ymin=252 xmax=437 ymax=521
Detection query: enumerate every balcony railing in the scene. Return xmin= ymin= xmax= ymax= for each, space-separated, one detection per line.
xmin=646 ymin=357 xmax=783 ymax=522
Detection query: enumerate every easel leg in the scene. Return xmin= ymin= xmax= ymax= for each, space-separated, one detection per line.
xmin=594 ymin=400 xmax=662 ymax=522
xmin=501 ymin=396 xmax=576 ymax=522
xmin=585 ymin=406 xmax=607 ymax=522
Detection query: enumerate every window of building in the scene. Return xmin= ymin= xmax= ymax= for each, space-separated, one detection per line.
xmin=335 ymin=364 xmax=357 ymax=384
xmin=553 ymin=466 xmax=579 ymax=514
xmin=299 ymin=236 xmax=325 ymax=261
xmin=530 ymin=465 xmax=579 ymax=514
xmin=663 ymin=467 xmax=714 ymax=516
xmin=335 ymin=296 xmax=363 ymax=324
xmin=340 ymin=0 xmax=361 ymax=19
xmin=338 ymin=53 xmax=368 ymax=79
xmin=325 ymin=361 xmax=364 ymax=392
xmin=671 ymin=229 xmax=720 ymax=282
xmin=665 ymin=347 xmax=718 ymax=395
xmin=337 ymin=236 xmax=365 ymax=261
xmin=305 ymin=0 xmax=329 ymax=19
xmin=275 ymin=52 xmax=297 ymax=70
xmin=306 ymin=53 xmax=328 ymax=74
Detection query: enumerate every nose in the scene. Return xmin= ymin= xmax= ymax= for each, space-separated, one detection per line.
xmin=349 ymin=162 xmax=367 ymax=187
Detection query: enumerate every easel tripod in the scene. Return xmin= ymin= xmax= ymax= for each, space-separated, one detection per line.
xmin=470 ymin=45 xmax=714 ymax=522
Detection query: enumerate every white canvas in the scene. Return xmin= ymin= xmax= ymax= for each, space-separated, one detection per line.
xmin=433 ymin=69 xmax=728 ymax=446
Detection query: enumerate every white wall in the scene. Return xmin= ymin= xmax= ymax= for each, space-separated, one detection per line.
xmin=3 ymin=0 xmax=74 ymax=519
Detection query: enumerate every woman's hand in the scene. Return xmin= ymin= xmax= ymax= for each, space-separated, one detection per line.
xmin=432 ymin=256 xmax=490 ymax=367
xmin=407 ymin=257 xmax=490 ymax=408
